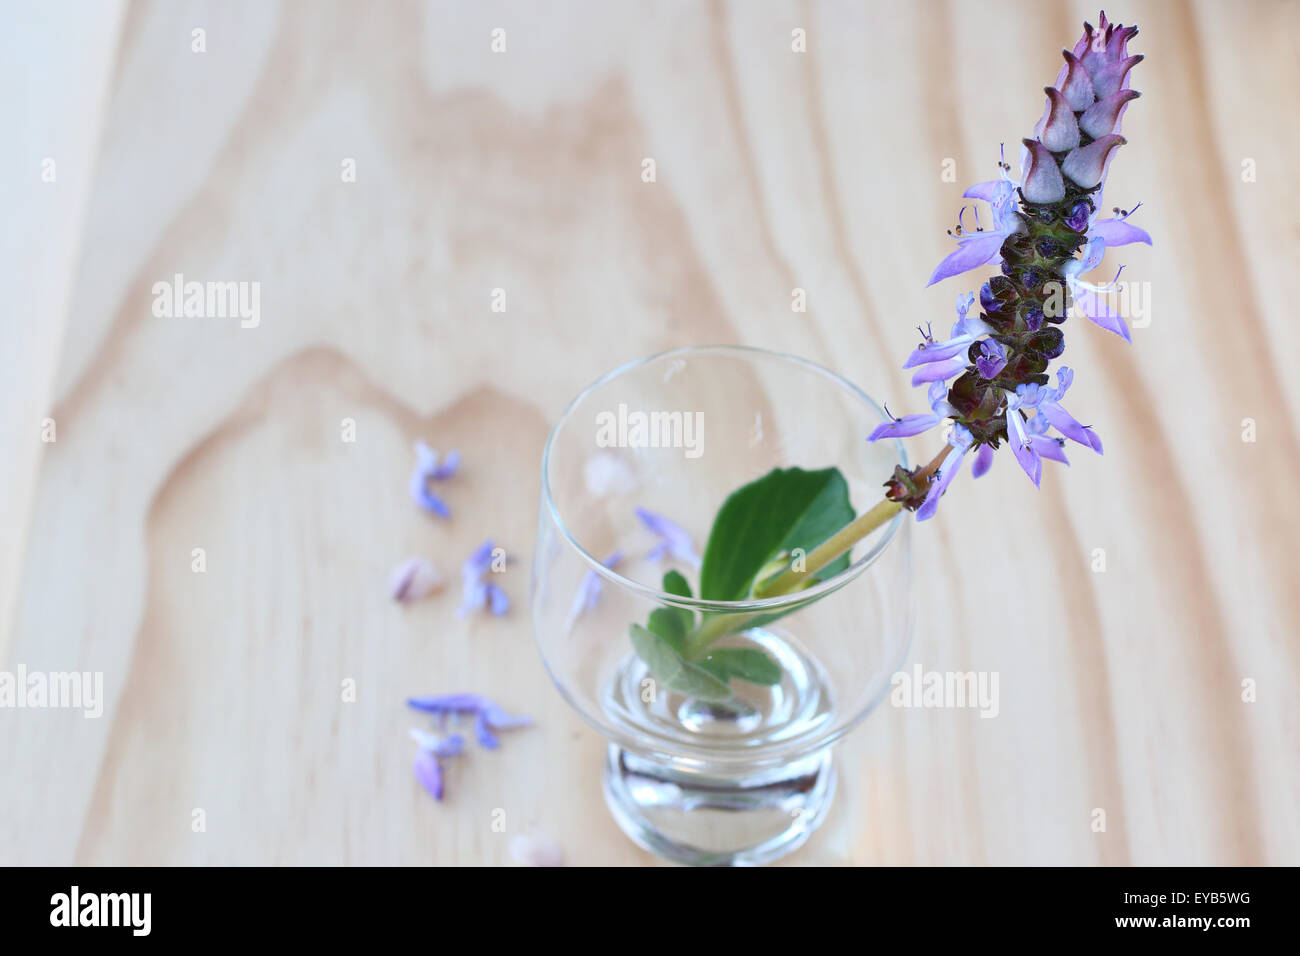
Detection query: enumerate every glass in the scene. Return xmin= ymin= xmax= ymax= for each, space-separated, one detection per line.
xmin=532 ymin=346 xmax=913 ymax=865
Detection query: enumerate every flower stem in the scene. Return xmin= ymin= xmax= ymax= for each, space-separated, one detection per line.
xmin=751 ymin=497 xmax=903 ymax=599
xmin=682 ymin=445 xmax=949 ymax=659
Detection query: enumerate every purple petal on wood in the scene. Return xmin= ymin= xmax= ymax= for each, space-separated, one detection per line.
xmin=414 ymin=750 xmax=445 ymax=801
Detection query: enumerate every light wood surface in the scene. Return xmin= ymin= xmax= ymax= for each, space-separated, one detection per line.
xmin=3 ymin=0 xmax=1298 ymax=866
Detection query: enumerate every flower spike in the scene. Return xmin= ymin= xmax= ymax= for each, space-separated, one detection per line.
xmin=872 ymin=12 xmax=1147 ymax=518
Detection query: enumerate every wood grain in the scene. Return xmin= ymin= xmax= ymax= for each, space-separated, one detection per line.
xmin=2 ymin=0 xmax=1297 ymax=865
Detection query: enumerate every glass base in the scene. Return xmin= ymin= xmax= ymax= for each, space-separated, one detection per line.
xmin=602 ymin=743 xmax=836 ymax=866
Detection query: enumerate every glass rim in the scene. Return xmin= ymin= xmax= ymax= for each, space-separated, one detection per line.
xmin=540 ymin=344 xmax=909 ymax=611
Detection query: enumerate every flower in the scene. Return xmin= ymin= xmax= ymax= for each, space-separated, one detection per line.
xmin=636 ymin=508 xmax=701 ymax=568
xmin=407 ymin=693 xmax=533 ymax=751
xmin=902 ymin=292 xmax=994 ymax=387
xmin=409 ymin=441 xmax=460 ymax=517
xmin=457 ymin=540 xmax=509 ymax=617
xmin=915 ymin=425 xmax=974 ymax=521
xmin=388 ymin=556 xmax=444 ymax=602
xmin=975 ymin=338 xmax=1008 ymax=380
xmin=566 ymin=550 xmax=623 ymax=629
xmin=867 ymin=380 xmax=953 ymax=442
xmin=871 ymin=13 xmax=1146 ymax=520
xmin=927 ymin=169 xmax=1021 ymax=286
xmin=409 ymin=729 xmax=464 ymax=801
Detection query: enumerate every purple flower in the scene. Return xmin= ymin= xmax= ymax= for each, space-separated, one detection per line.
xmin=457 ymin=540 xmax=509 ymax=617
xmin=407 ymin=694 xmax=533 ymax=752
xmin=902 ymin=293 xmax=992 ymax=387
xmin=1025 ymin=412 xmax=1070 ymax=466
xmin=915 ymin=425 xmax=973 ymax=522
xmin=409 ymin=730 xmax=465 ymax=802
xmin=868 ymin=381 xmax=953 ymax=443
xmin=975 ymin=339 xmax=1007 ymax=380
xmin=636 ymin=508 xmax=700 ymax=568
xmin=566 ymin=550 xmax=623 ymax=629
xmin=1034 ymin=367 xmax=1105 ymax=454
xmin=877 ymin=13 xmax=1145 ymax=519
xmin=409 ymin=441 xmax=460 ymax=518
xmin=928 ymin=176 xmax=1021 ymax=286
xmin=1061 ymin=237 xmax=1133 ymax=342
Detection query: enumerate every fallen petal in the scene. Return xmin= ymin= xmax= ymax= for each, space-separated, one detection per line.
xmin=407 ymin=693 xmax=489 ymax=714
xmin=389 ymin=557 xmax=444 ymax=603
xmin=509 ymin=832 xmax=565 ymax=867
xmin=584 ymin=453 xmax=638 ymax=497
xmin=487 ymin=583 xmax=510 ymax=616
xmin=414 ymin=750 xmax=445 ymax=801
xmin=474 ymin=710 xmax=499 ymax=750
xmin=431 ymin=449 xmax=461 ymax=481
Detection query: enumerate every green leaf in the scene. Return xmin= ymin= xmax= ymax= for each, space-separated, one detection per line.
xmin=662 ymin=569 xmax=692 ymax=599
xmin=648 ymin=571 xmax=695 ymax=653
xmin=696 ymin=647 xmax=782 ymax=685
xmin=699 ymin=467 xmax=856 ymax=601
xmin=629 ymin=624 xmax=732 ymax=701
xmin=646 ymin=607 xmax=689 ymax=654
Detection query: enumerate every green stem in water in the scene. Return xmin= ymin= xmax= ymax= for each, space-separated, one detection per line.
xmin=681 ymin=445 xmax=949 ymax=660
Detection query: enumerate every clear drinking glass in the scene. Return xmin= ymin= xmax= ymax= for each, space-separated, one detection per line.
xmin=532 ymin=346 xmax=913 ymax=865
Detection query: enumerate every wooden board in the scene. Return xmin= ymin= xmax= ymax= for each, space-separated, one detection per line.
xmin=2 ymin=0 xmax=1297 ymax=865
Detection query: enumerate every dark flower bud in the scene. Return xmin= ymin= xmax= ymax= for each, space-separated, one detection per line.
xmin=1065 ymin=202 xmax=1091 ymax=232
xmin=1020 ymin=267 xmax=1046 ymax=291
xmin=1028 ymin=327 xmax=1066 ymax=360
xmin=988 ymin=275 xmax=1017 ymax=304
